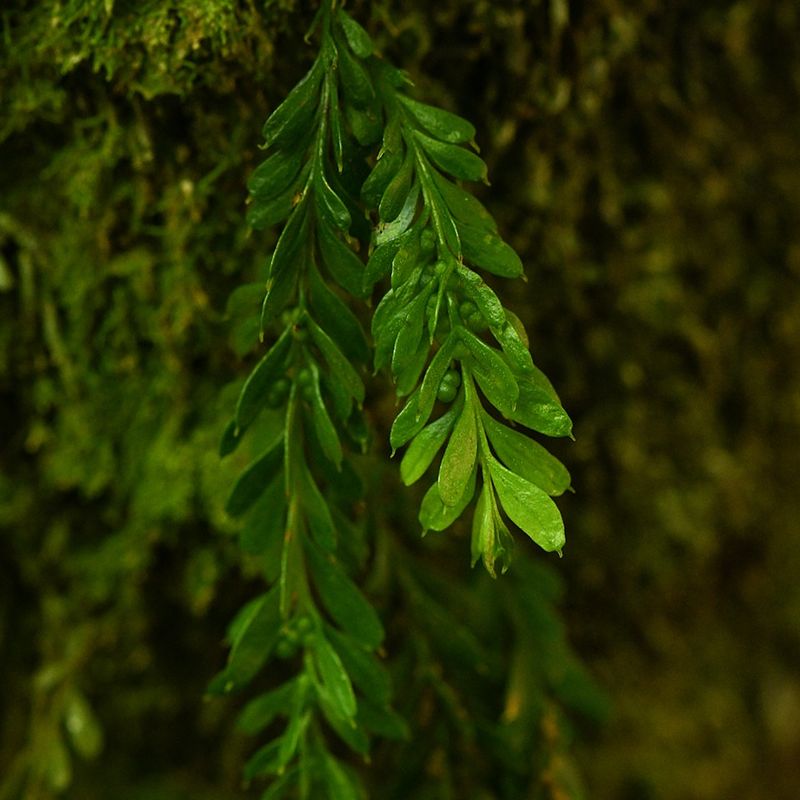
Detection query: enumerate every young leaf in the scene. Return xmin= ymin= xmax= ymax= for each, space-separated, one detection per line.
xmin=470 ymin=482 xmax=493 ymax=569
xmin=400 ymin=398 xmax=461 ymax=485
xmin=415 ymin=131 xmax=488 ymax=183
xmin=437 ymin=389 xmax=477 ymax=506
xmin=482 ymin=410 xmax=571 ymax=495
xmin=400 ymin=95 xmax=476 ymax=144
xmin=488 ymin=459 xmax=565 ymax=553
xmin=305 ymin=540 xmax=385 ymax=649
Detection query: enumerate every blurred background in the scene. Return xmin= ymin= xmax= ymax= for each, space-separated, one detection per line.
xmin=1 ymin=1 xmax=798 ymax=798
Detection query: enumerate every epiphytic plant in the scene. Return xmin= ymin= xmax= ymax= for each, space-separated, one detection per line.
xmin=216 ymin=2 xmax=578 ymax=796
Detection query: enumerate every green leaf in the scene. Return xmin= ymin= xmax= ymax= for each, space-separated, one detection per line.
xmin=356 ymin=698 xmax=410 ymax=741
xmin=237 ymin=679 xmax=297 ymax=734
xmin=400 ymin=95 xmax=476 ymax=144
xmin=459 ymin=221 xmax=524 ymax=278
xmin=63 ymin=691 xmax=103 ymax=760
xmin=248 ymin=147 xmax=306 ymax=199
xmin=470 ymin=482 xmax=493 ymax=569
xmin=209 ymin=586 xmax=282 ymax=693
xmin=511 ymin=376 xmax=573 ymax=437
xmin=433 ymin=172 xmax=496 ymax=232
xmin=416 ymin=332 xmax=457 ymax=421
xmin=336 ymin=41 xmax=374 ymax=108
xmin=345 ymin=103 xmax=383 ymax=146
xmin=328 ymin=78 xmax=345 ymax=173
xmin=305 ymin=540 xmax=384 ymax=648
xmin=317 ymin=693 xmax=370 ymax=754
xmin=400 ymin=399 xmax=461 ymax=485
xmin=488 ymin=459 xmax=565 ymax=553
xmin=219 ymin=418 xmax=244 ymax=457
xmin=389 ymin=225 xmax=422 ymax=287
xmin=470 ymin=481 xmax=513 ymax=577
xmin=240 ymin=474 xmax=286 ymax=555
xmin=437 ymin=389 xmax=478 ymax=506
xmin=235 ymin=328 xmax=292 ymax=429
xmin=308 ymin=263 xmax=369 ymax=364
xmin=419 ymin=464 xmax=477 ymax=532
xmin=389 ymin=388 xmax=423 ymax=452
xmin=314 ymin=170 xmax=351 ymax=231
xmin=461 ymin=329 xmax=519 ymax=416
xmin=317 ymin=221 xmax=365 ymax=297
xmin=225 ymin=440 xmax=283 ymax=518
xmin=326 ymin=627 xmax=391 ymax=705
xmin=278 ymin=684 xmax=310 ymax=768
xmin=261 ymin=205 xmax=308 ymax=326
xmin=312 ymin=633 xmax=357 ymax=719
xmin=415 ymin=131 xmax=487 ymax=182
xmin=307 ymin=317 xmax=365 ymax=407
xmin=494 ymin=315 xmax=534 ymax=374
xmin=482 ymin=411 xmax=571 ymax=495
xmin=390 ymin=289 xmax=427 ymax=378
xmin=306 ymin=362 xmax=343 ymax=469
xmin=243 ymin=741 xmax=282 ymax=781
xmin=456 ymin=264 xmax=506 ymax=329
xmin=246 ymin=183 xmax=297 ymax=231
xmin=301 ymin=466 xmax=336 ymax=552
xmin=363 ymin=238 xmax=400 ymax=292
xmin=379 ymin=153 xmax=414 ymax=223
xmin=322 ymin=755 xmax=361 ymax=800
xmin=377 ymin=183 xmax=420 ymax=246
xmin=337 ymin=10 xmax=374 ymax=58
xmin=395 ymin=339 xmax=430 ymax=397
xmin=361 ymin=148 xmax=403 ymax=208
xmin=262 ymin=61 xmax=323 ymax=147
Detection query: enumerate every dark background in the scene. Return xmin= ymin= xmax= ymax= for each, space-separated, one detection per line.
xmin=1 ymin=1 xmax=799 ymax=798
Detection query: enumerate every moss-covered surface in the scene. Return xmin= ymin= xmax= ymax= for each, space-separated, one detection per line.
xmin=1 ymin=1 xmax=799 ymax=798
